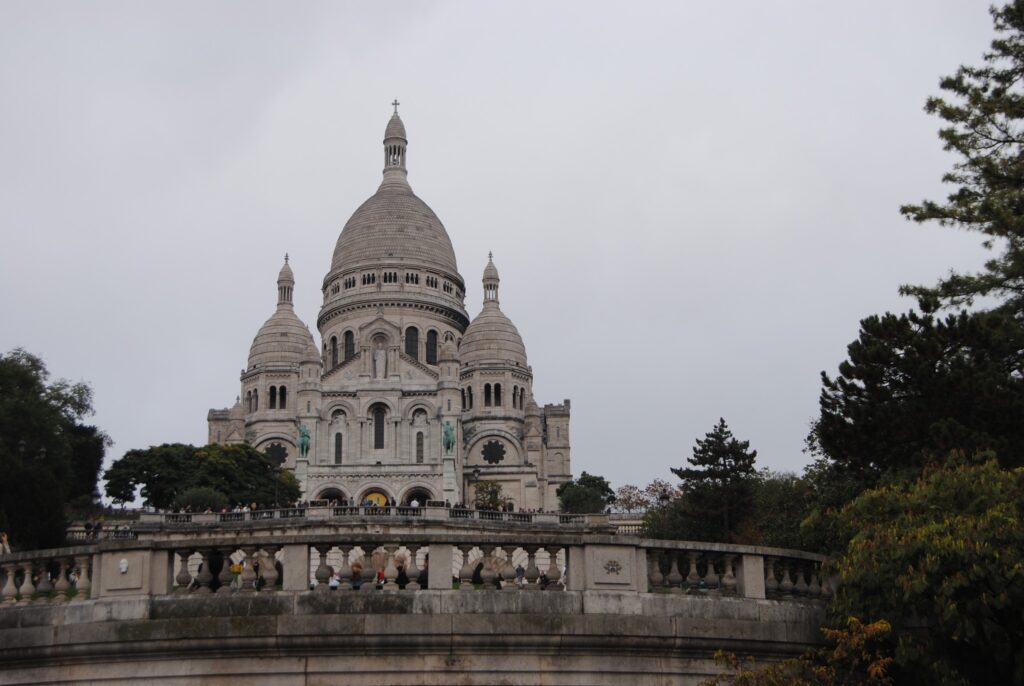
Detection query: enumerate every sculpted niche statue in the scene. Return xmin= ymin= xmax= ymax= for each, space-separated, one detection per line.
xmin=442 ymin=421 xmax=456 ymax=456
xmin=373 ymin=341 xmax=387 ymax=379
xmin=298 ymin=425 xmax=311 ymax=459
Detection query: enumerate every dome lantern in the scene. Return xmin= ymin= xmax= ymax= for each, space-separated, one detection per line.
xmin=278 ymin=254 xmax=294 ymax=306
xmin=483 ymin=252 xmax=500 ymax=305
xmin=383 ymin=99 xmax=408 ymax=180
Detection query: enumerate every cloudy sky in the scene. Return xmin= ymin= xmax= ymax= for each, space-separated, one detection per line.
xmin=0 ymin=1 xmax=996 ymax=496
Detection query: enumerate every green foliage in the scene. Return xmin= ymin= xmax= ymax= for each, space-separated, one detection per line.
xmin=734 ymin=470 xmax=815 ymax=550
xmin=173 ymin=487 xmax=229 ymax=511
xmin=901 ymin=2 xmax=1024 ymax=311
xmin=103 ymin=442 xmax=300 ymax=509
xmin=472 ymin=479 xmax=505 ymax=510
xmin=557 ymin=471 xmax=615 ymax=513
xmin=669 ymin=418 xmax=757 ymax=541
xmin=814 ymin=309 xmax=1024 ymax=487
xmin=700 ymin=618 xmax=895 ymax=686
xmin=831 ymin=456 xmax=1024 ymax=686
xmin=0 ymin=348 xmax=107 ymax=550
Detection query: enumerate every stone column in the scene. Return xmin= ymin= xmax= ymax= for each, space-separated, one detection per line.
xmin=778 ymin=563 xmax=795 ymax=598
xmin=701 ymin=554 xmax=719 ymax=595
xmin=427 ymin=544 xmax=454 ymax=590
xmin=405 ymin=545 xmax=421 ymax=591
xmin=685 ymin=551 xmax=701 ymax=590
xmin=260 ymin=547 xmax=279 ymax=591
xmin=545 ymin=547 xmax=562 ymax=591
xmin=721 ymin=555 xmax=738 ymax=596
xmin=194 ymin=550 xmax=214 ymax=593
xmin=17 ymin=564 xmax=34 ymax=603
xmin=523 ymin=547 xmax=540 ymax=591
xmin=36 ymin=561 xmax=54 ymax=601
xmin=360 ymin=545 xmax=377 ymax=591
xmin=501 ymin=546 xmax=518 ymax=591
xmin=73 ymin=556 xmax=92 ymax=601
xmin=382 ymin=545 xmax=399 ymax=591
xmin=458 ymin=545 xmax=475 ymax=591
xmin=666 ymin=553 xmax=683 ymax=593
xmin=647 ymin=550 xmax=664 ymax=589
xmin=53 ymin=559 xmax=71 ymax=603
xmin=479 ymin=546 xmax=497 ymax=589
xmin=764 ymin=557 xmax=779 ymax=598
xmin=739 ymin=554 xmax=766 ymax=599
xmin=313 ymin=546 xmax=331 ymax=592
xmin=174 ymin=550 xmax=193 ymax=594
xmin=281 ymin=544 xmax=310 ymax=592
xmin=239 ymin=548 xmax=258 ymax=593
xmin=336 ymin=545 xmax=353 ymax=591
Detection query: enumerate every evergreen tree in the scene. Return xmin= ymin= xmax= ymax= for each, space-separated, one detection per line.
xmin=901 ymin=1 xmax=1024 ymax=311
xmin=671 ymin=418 xmax=757 ymax=541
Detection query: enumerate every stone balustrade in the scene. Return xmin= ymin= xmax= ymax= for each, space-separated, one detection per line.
xmin=0 ymin=524 xmax=828 ymax=606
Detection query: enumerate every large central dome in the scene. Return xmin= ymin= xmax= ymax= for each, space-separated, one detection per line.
xmin=329 ymin=112 xmax=459 ymax=277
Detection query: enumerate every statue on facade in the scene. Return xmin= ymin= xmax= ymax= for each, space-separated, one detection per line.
xmin=298 ymin=425 xmax=311 ymax=459
xmin=373 ymin=341 xmax=387 ymax=379
xmin=443 ymin=421 xmax=456 ymax=456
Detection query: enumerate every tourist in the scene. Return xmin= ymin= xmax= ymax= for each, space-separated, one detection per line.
xmin=0 ymin=532 xmax=11 ymax=554
xmin=410 ymin=498 xmax=419 ymax=508
xmin=395 ymin=556 xmax=408 ymax=589
xmin=515 ymin=564 xmax=525 ymax=586
xmin=229 ymin=560 xmax=243 ymax=590
xmin=350 ymin=562 xmax=363 ymax=589
xmin=539 ymin=571 xmax=549 ymax=590
xmin=329 ymin=573 xmax=340 ymax=590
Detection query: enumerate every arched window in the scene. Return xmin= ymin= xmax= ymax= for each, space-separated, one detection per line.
xmin=512 ymin=386 xmax=518 ymax=410
xmin=253 ymin=389 xmax=259 ymax=411
xmin=246 ymin=391 xmax=252 ymax=412
xmin=334 ymin=433 xmax=343 ymax=465
xmin=279 ymin=386 xmax=287 ymax=410
xmin=373 ymin=405 xmax=386 ymax=450
xmin=269 ymin=386 xmax=277 ymax=409
xmin=494 ymin=383 xmax=502 ymax=407
xmin=467 ymin=387 xmax=473 ymax=409
xmin=426 ymin=330 xmax=438 ymax=365
xmin=331 ymin=336 xmax=339 ymax=368
xmin=416 ymin=432 xmax=424 ymax=463
xmin=484 ymin=384 xmax=492 ymax=407
xmin=405 ymin=327 xmax=419 ymax=359
xmin=343 ymin=331 xmax=354 ymax=361
xmin=461 ymin=389 xmax=466 ymax=410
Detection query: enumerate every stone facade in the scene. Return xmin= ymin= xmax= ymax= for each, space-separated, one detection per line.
xmin=208 ymin=108 xmax=572 ymax=509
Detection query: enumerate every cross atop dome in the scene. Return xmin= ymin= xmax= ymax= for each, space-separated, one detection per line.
xmin=392 ymin=98 xmax=400 ymax=114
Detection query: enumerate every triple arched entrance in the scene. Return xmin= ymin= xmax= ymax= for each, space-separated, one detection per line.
xmin=314 ymin=486 xmax=435 ymax=507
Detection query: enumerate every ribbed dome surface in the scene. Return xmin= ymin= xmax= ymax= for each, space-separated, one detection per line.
xmin=459 ymin=303 xmax=528 ymax=367
xmin=248 ymin=306 xmax=320 ymax=368
xmin=384 ymin=113 xmax=407 ymax=140
xmin=330 ymin=180 xmax=460 ymax=275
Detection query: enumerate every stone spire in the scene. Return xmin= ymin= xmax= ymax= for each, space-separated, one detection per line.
xmin=483 ymin=252 xmax=500 ymax=305
xmin=383 ymin=100 xmax=408 ymax=180
xmin=277 ymin=254 xmax=294 ymax=306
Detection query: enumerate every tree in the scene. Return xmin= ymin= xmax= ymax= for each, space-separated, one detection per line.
xmin=557 ymin=471 xmax=615 ymax=514
xmin=613 ymin=484 xmax=646 ymax=512
xmin=670 ymin=418 xmax=758 ymax=542
xmin=901 ymin=2 xmax=1024 ymax=312
xmin=733 ymin=470 xmax=815 ymax=550
xmin=103 ymin=443 xmax=300 ymax=509
xmin=0 ymin=349 xmax=107 ymax=549
xmin=472 ymin=479 xmax=505 ymax=510
xmin=173 ymin=487 xmax=230 ymax=511
xmin=813 ymin=308 xmax=1024 ymax=487
xmin=643 ymin=478 xmax=681 ymax=506
xmin=831 ymin=456 xmax=1024 ymax=686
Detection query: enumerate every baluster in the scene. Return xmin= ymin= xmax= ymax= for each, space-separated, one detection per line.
xmin=647 ymin=550 xmax=664 ymax=588
xmin=74 ymin=555 xmax=91 ymax=601
xmin=502 ymin=546 xmax=518 ymax=591
xmin=808 ymin=570 xmax=822 ymax=599
xmin=1 ymin=564 xmax=17 ymax=604
xmin=685 ymin=551 xmax=701 ymax=590
xmin=313 ymin=546 xmax=331 ymax=592
xmin=360 ymin=545 xmax=378 ymax=591
xmin=217 ymin=549 xmax=235 ymax=594
xmin=458 ymin=545 xmax=475 ymax=591
xmin=794 ymin=564 xmax=809 ymax=597
xmin=383 ymin=545 xmax=399 ymax=591
xmin=721 ymin=555 xmax=738 ymax=596
xmin=195 ymin=550 xmax=214 ymax=593
xmin=666 ymin=553 xmax=683 ymax=593
xmin=820 ymin=574 xmax=834 ymax=600
xmin=175 ymin=550 xmax=193 ymax=594
xmin=545 ymin=547 xmax=562 ymax=591
xmin=702 ymin=554 xmax=719 ymax=595
xmin=240 ymin=548 xmax=258 ymax=592
xmin=36 ymin=560 xmax=54 ymax=601
xmin=17 ymin=564 xmax=35 ymax=603
xmin=779 ymin=563 xmax=795 ymax=598
xmin=53 ymin=559 xmax=71 ymax=603
xmin=405 ymin=545 xmax=421 ymax=591
xmin=336 ymin=546 xmax=353 ymax=591
xmin=524 ymin=547 xmax=540 ymax=591
xmin=480 ymin=546 xmax=498 ymax=589
xmin=260 ymin=547 xmax=279 ymax=591
xmin=764 ymin=557 xmax=778 ymax=598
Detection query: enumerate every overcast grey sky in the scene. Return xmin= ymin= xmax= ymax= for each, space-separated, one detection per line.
xmin=0 ymin=1 xmax=996 ymax=495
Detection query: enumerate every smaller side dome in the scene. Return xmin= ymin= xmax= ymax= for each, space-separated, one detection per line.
xmin=459 ymin=254 xmax=528 ymax=367
xmin=248 ymin=256 xmax=318 ymax=369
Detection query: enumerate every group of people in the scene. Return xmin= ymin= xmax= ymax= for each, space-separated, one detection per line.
xmin=323 ymin=554 xmax=430 ymax=590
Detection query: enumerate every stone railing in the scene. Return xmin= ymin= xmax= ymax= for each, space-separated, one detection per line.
xmin=0 ymin=524 xmax=829 ymax=605
xmin=132 ymin=505 xmax=606 ymax=530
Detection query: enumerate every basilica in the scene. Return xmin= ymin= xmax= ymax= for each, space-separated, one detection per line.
xmin=207 ymin=106 xmax=572 ymax=510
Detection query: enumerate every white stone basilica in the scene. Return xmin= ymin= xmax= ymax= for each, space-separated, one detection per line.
xmin=207 ymin=107 xmax=572 ymax=510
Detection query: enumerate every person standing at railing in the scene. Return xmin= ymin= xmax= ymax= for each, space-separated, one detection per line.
xmin=0 ymin=532 xmax=11 ymax=554
xmin=417 ymin=554 xmax=429 ymax=588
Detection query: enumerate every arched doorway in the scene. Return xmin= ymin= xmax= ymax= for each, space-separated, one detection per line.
xmin=403 ymin=487 xmax=433 ymax=506
xmin=359 ymin=489 xmax=392 ymax=507
xmin=316 ymin=487 xmax=346 ymax=504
